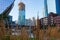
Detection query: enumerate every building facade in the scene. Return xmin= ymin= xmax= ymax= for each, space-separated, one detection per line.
xmin=54 ymin=16 xmax=60 ymax=24
xmin=54 ymin=16 xmax=60 ymax=27
xmin=8 ymin=15 xmax=12 ymax=24
xmin=40 ymin=12 xmax=58 ymax=27
xmin=25 ymin=19 xmax=34 ymax=26
xmin=48 ymin=12 xmax=58 ymax=26
xmin=40 ymin=17 xmax=48 ymax=26
xmin=55 ymin=0 xmax=60 ymax=15
xmin=18 ymin=2 xmax=25 ymax=26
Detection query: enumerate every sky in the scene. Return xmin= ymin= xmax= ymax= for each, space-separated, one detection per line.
xmin=9 ymin=0 xmax=56 ymax=21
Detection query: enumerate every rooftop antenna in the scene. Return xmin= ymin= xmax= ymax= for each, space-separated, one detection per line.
xmin=37 ymin=11 xmax=39 ymax=19
xmin=36 ymin=11 xmax=39 ymax=26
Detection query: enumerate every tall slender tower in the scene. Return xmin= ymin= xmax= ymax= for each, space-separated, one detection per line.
xmin=36 ymin=11 xmax=40 ymax=28
xmin=18 ymin=2 xmax=25 ymax=26
xmin=44 ymin=0 xmax=48 ymax=17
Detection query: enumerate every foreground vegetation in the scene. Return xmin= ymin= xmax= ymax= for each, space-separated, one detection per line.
xmin=0 ymin=26 xmax=60 ymax=40
xmin=0 ymin=19 xmax=60 ymax=40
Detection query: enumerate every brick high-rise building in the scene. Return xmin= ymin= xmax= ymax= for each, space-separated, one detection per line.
xmin=48 ymin=12 xmax=58 ymax=26
xmin=54 ymin=16 xmax=60 ymax=27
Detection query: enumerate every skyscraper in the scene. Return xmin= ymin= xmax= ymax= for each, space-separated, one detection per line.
xmin=44 ymin=0 xmax=48 ymax=17
xmin=55 ymin=0 xmax=60 ymax=15
xmin=18 ymin=2 xmax=25 ymax=26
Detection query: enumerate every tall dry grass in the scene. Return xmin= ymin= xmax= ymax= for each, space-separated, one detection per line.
xmin=32 ymin=25 xmax=60 ymax=40
xmin=0 ymin=19 xmax=60 ymax=40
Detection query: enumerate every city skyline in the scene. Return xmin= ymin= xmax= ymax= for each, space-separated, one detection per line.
xmin=9 ymin=0 xmax=56 ymax=21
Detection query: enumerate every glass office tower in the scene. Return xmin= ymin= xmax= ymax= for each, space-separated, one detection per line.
xmin=44 ymin=0 xmax=48 ymax=17
xmin=55 ymin=0 xmax=60 ymax=15
xmin=18 ymin=2 xmax=25 ymax=26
